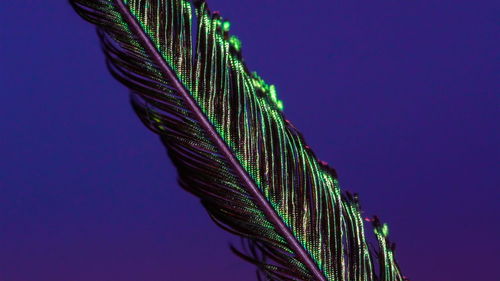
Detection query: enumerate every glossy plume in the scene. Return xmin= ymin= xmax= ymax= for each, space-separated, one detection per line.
xmin=70 ymin=0 xmax=406 ymax=280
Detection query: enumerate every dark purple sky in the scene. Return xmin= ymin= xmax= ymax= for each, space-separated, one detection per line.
xmin=1 ymin=1 xmax=498 ymax=280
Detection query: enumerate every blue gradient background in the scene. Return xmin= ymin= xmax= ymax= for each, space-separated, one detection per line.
xmin=1 ymin=1 xmax=498 ymax=280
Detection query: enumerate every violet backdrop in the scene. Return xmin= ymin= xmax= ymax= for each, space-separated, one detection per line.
xmin=1 ymin=1 xmax=498 ymax=280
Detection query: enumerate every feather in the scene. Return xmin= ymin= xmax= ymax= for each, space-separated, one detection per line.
xmin=69 ymin=0 xmax=406 ymax=280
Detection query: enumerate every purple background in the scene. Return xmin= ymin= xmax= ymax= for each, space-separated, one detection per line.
xmin=1 ymin=1 xmax=498 ymax=280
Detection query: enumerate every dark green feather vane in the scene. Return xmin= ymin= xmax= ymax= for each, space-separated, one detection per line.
xmin=70 ymin=0 xmax=406 ymax=280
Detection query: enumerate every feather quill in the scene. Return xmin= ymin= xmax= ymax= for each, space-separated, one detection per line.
xmin=69 ymin=0 xmax=406 ymax=280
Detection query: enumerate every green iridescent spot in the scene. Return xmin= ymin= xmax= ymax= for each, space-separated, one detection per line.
xmin=215 ymin=18 xmax=222 ymax=28
xmin=276 ymin=100 xmax=284 ymax=111
xmin=229 ymin=36 xmax=242 ymax=52
xmin=381 ymin=223 xmax=389 ymax=237
xmin=376 ymin=223 xmax=389 ymax=237
xmin=252 ymin=73 xmax=267 ymax=90
xmin=269 ymin=85 xmax=277 ymax=101
xmin=222 ymin=21 xmax=231 ymax=32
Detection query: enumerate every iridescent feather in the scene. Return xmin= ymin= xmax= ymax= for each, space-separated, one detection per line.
xmin=69 ymin=0 xmax=406 ymax=280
